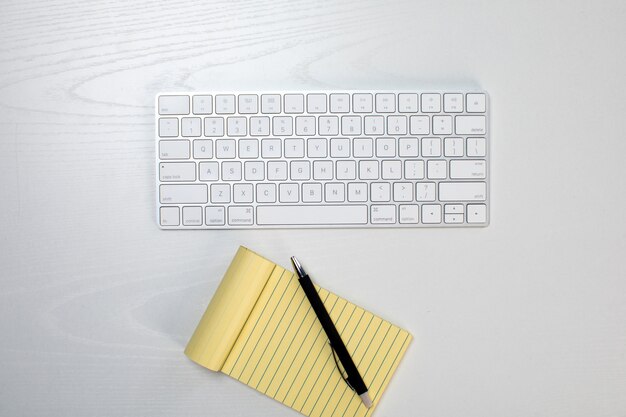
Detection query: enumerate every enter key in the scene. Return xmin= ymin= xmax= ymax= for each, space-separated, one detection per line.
xmin=450 ymin=160 xmax=486 ymax=179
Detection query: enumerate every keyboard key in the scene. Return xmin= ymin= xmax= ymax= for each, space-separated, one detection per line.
xmin=159 ymin=95 xmax=189 ymax=115
xmin=364 ymin=115 xmax=384 ymax=136
xmin=291 ymin=161 xmax=311 ymax=180
xmin=160 ymin=206 xmax=180 ymax=226
xmin=257 ymin=205 xmax=368 ymax=225
xmin=279 ymin=183 xmax=299 ymax=202
xmin=238 ymin=139 xmax=259 ymax=159
xmin=302 ymin=183 xmax=322 ymax=202
xmin=160 ymin=184 xmax=207 ymax=204
xmin=250 ymin=116 xmax=270 ymax=136
xmin=192 ymin=95 xmax=212 ymax=114
xmin=432 ymin=115 xmax=452 ymax=135
xmin=421 ymin=204 xmax=442 ymax=223
xmin=182 ymin=206 xmax=203 ymax=226
xmin=211 ymin=183 xmax=231 ymax=203
xmin=444 ymin=137 xmax=463 ymax=157
xmin=421 ymin=137 xmax=441 ymax=157
xmin=244 ymin=161 xmax=264 ymax=181
xmin=375 ymin=93 xmax=395 ymax=113
xmin=330 ymin=94 xmax=350 ymax=113
xmin=296 ymin=116 xmax=316 ymax=136
xmin=443 ymin=93 xmax=463 ymax=113
xmin=393 ymin=182 xmax=413 ymax=201
xmin=257 ymin=183 xmax=276 ymax=203
xmin=159 ymin=162 xmax=196 ymax=182
xmin=205 ymin=206 xmax=225 ymax=226
xmin=159 ymin=118 xmax=178 ymax=137
xmin=445 ymin=204 xmax=464 ymax=214
xmin=467 ymin=137 xmax=486 ymax=157
xmin=204 ymin=117 xmax=224 ymax=137
xmin=404 ymin=160 xmax=425 ymax=180
xmin=313 ymin=160 xmax=333 ymax=180
xmin=181 ymin=117 xmax=202 ymax=137
xmin=261 ymin=94 xmax=281 ymax=113
xmin=371 ymin=205 xmax=396 ymax=224
xmin=353 ymin=138 xmax=373 ymax=158
xmin=398 ymin=137 xmax=419 ymax=157
xmin=336 ymin=160 xmax=356 ymax=180
xmin=227 ymin=117 xmax=247 ymax=136
xmin=427 ymin=160 xmax=447 ymax=179
xmin=228 ymin=206 xmax=254 ymax=225
xmin=450 ymin=160 xmax=486 ymax=179
xmin=222 ymin=161 xmax=242 ymax=181
xmin=347 ymin=183 xmax=367 ymax=202
xmin=421 ymin=94 xmax=441 ymax=112
xmin=261 ymin=139 xmax=282 ymax=158
xmin=341 ymin=116 xmax=362 ymax=136
xmin=466 ymin=93 xmax=486 ymax=113
xmin=399 ymin=204 xmax=419 ymax=224
xmin=398 ymin=94 xmax=418 ymax=112
xmin=238 ymin=94 xmax=258 ymax=114
xmin=370 ymin=182 xmax=391 ymax=202
xmin=284 ymin=94 xmax=304 ymax=114
xmin=307 ymin=138 xmax=327 ymax=158
xmin=359 ymin=160 xmax=378 ymax=179
xmin=416 ymin=182 xmax=436 ymax=201
xmin=376 ymin=137 xmax=396 ymax=157
xmin=267 ymin=161 xmax=288 ymax=180
xmin=159 ymin=140 xmax=189 ymax=159
xmin=325 ymin=183 xmax=345 ymax=202
xmin=387 ymin=116 xmax=407 ymax=135
xmin=198 ymin=162 xmax=219 ymax=181
xmin=215 ymin=95 xmax=236 ymax=114
xmin=467 ymin=204 xmax=487 ymax=223
xmin=381 ymin=160 xmax=402 ymax=180
xmin=455 ymin=115 xmax=486 ymax=135
xmin=284 ymin=138 xmax=305 ymax=158
xmin=319 ymin=116 xmax=339 ymax=136
xmin=273 ymin=116 xmax=293 ymax=136
xmin=409 ymin=115 xmax=430 ymax=135
xmin=330 ymin=138 xmax=350 ymax=158
xmin=445 ymin=213 xmax=464 ymax=224
xmin=353 ymin=94 xmax=373 ymax=113
xmin=193 ymin=139 xmax=213 ymax=159
xmin=439 ymin=182 xmax=487 ymax=201
xmin=307 ymin=94 xmax=327 ymax=113
xmin=215 ymin=139 xmax=236 ymax=158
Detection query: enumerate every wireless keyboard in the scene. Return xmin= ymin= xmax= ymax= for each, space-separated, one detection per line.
xmin=156 ymin=91 xmax=489 ymax=229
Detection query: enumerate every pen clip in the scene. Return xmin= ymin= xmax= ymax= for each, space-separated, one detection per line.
xmin=330 ymin=342 xmax=354 ymax=392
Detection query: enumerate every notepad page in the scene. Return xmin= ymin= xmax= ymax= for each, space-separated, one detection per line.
xmin=221 ymin=265 xmax=412 ymax=417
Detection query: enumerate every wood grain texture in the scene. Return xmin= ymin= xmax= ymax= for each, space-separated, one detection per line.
xmin=1 ymin=0 xmax=626 ymax=416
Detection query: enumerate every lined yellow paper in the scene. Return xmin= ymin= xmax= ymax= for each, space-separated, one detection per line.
xmin=186 ymin=247 xmax=412 ymax=417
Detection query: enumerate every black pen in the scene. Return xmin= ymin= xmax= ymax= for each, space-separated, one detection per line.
xmin=291 ymin=256 xmax=372 ymax=408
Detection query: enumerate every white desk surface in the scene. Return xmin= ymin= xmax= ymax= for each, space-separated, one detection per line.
xmin=1 ymin=1 xmax=625 ymax=416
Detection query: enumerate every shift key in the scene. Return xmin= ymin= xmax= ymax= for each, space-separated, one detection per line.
xmin=160 ymin=184 xmax=207 ymax=204
xmin=439 ymin=182 xmax=486 ymax=201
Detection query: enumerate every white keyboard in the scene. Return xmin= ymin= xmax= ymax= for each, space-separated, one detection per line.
xmin=156 ymin=91 xmax=489 ymax=229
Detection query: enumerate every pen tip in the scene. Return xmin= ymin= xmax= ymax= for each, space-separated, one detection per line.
xmin=360 ymin=392 xmax=373 ymax=408
xmin=290 ymin=256 xmax=305 ymax=276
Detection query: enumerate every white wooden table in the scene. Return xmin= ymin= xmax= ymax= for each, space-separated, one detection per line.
xmin=1 ymin=1 xmax=625 ymax=416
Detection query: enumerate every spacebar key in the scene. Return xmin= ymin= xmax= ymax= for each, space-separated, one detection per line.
xmin=257 ymin=205 xmax=368 ymax=225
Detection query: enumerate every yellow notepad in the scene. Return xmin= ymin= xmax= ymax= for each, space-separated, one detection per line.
xmin=185 ymin=247 xmax=412 ymax=417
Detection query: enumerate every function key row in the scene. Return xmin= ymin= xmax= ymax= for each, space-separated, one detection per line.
xmin=158 ymin=93 xmax=486 ymax=116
